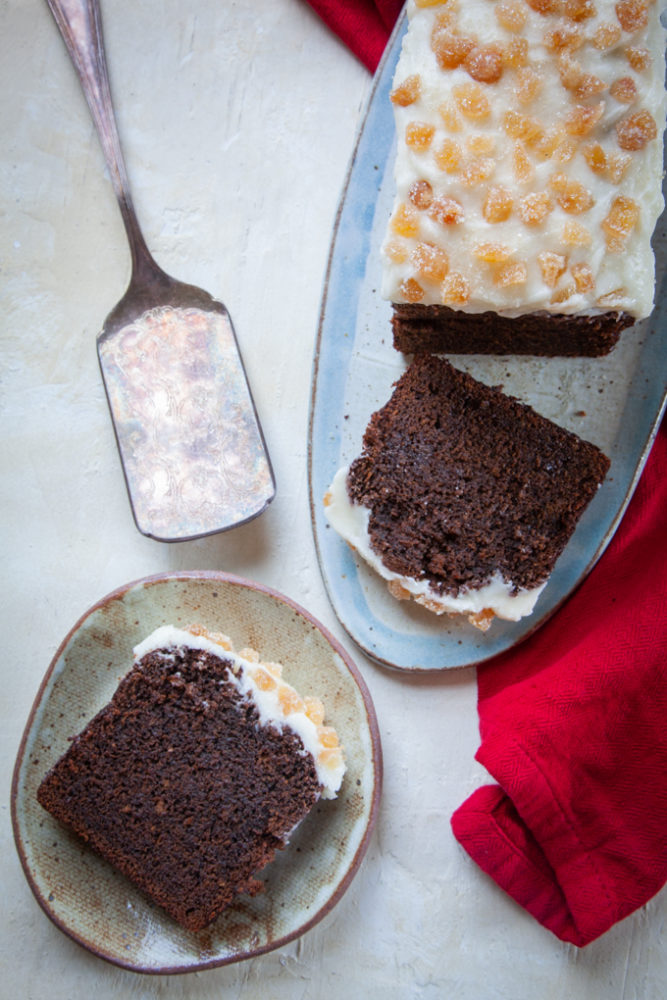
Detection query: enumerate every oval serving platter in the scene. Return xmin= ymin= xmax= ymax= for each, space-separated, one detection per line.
xmin=308 ymin=9 xmax=667 ymax=672
xmin=11 ymin=572 xmax=382 ymax=974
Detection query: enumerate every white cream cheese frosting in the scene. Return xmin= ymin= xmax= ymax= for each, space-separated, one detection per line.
xmin=381 ymin=0 xmax=666 ymax=318
xmin=133 ymin=625 xmax=345 ymax=799
xmin=324 ymin=466 xmax=547 ymax=628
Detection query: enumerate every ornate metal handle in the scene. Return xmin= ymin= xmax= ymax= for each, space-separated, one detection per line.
xmin=46 ymin=0 xmax=153 ymax=275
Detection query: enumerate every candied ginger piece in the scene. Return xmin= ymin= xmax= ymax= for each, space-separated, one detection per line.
xmin=461 ymin=156 xmax=496 ymax=186
xmin=399 ymin=277 xmax=425 ymax=302
xmin=562 ymin=220 xmax=592 ymax=244
xmin=550 ymin=173 xmax=594 ymax=213
xmin=412 ymin=242 xmax=450 ymax=283
xmin=409 ymin=179 xmax=434 ymax=209
xmin=525 ymin=0 xmax=559 ymax=15
xmin=513 ymin=141 xmax=535 ymax=181
xmin=597 ymin=287 xmax=626 ymax=307
xmin=391 ymin=75 xmax=422 ymax=106
xmin=574 ymin=72 xmax=606 ymax=99
xmin=239 ymin=646 xmax=260 ymax=663
xmin=562 ymin=0 xmax=596 ymax=21
xmin=592 ymin=22 xmax=622 ymax=48
xmin=503 ymin=110 xmax=544 ymax=146
xmin=384 ymin=240 xmax=409 ymax=263
xmin=318 ymin=746 xmax=344 ymax=769
xmin=503 ymin=36 xmax=529 ymax=67
xmin=473 ymin=242 xmax=514 ymax=262
xmin=465 ymin=45 xmax=504 ymax=83
xmin=518 ymin=191 xmax=553 ymax=224
xmin=607 ymin=152 xmax=632 ymax=183
xmin=537 ymin=251 xmax=568 ymax=287
xmin=388 ymin=579 xmax=412 ymax=601
xmin=564 ymin=101 xmax=605 ymax=136
xmin=466 ymin=134 xmax=496 ymax=155
xmin=495 ymin=261 xmax=528 ymax=286
xmin=468 ymin=609 xmax=495 ymax=632
xmin=406 ymin=121 xmax=436 ymax=151
xmin=435 ymin=138 xmax=463 ymax=172
xmin=495 ymin=0 xmax=528 ymax=30
xmin=453 ymin=82 xmax=491 ymax=119
xmin=304 ymin=696 xmax=325 ymax=725
xmin=483 ymin=186 xmax=514 ymax=222
xmin=551 ymin=282 xmax=577 ymax=304
xmin=251 ymin=667 xmax=277 ymax=692
xmin=558 ymin=51 xmax=586 ymax=90
xmin=429 ymin=195 xmax=465 ymax=225
xmin=515 ymin=66 xmax=544 ymax=104
xmin=571 ymin=262 xmax=595 ymax=293
xmin=625 ymin=46 xmax=651 ymax=72
xmin=616 ymin=109 xmax=657 ymax=150
xmin=278 ymin=685 xmax=305 ymax=716
xmin=602 ymin=195 xmax=639 ymax=251
xmin=391 ymin=203 xmax=420 ymax=237
xmin=544 ymin=19 xmax=584 ymax=50
xmin=317 ymin=726 xmax=340 ymax=749
xmin=442 ymin=272 xmax=471 ymax=305
xmin=432 ymin=30 xmax=475 ymax=69
xmin=583 ymin=141 xmax=608 ymax=174
xmin=615 ymin=0 xmax=649 ymax=32
xmin=609 ymin=76 xmax=638 ymax=103
xmin=439 ymin=101 xmax=463 ymax=131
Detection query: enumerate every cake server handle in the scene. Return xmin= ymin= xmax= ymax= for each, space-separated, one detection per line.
xmin=45 ymin=0 xmax=154 ymax=277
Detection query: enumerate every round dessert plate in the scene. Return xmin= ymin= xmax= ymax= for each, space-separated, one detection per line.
xmin=11 ymin=572 xmax=382 ymax=974
xmin=308 ymin=10 xmax=667 ymax=672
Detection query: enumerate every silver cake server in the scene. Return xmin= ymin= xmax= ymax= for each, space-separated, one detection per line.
xmin=46 ymin=0 xmax=275 ymax=541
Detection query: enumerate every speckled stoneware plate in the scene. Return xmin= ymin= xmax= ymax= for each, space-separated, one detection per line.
xmin=11 ymin=572 xmax=382 ymax=974
xmin=308 ymin=10 xmax=667 ymax=673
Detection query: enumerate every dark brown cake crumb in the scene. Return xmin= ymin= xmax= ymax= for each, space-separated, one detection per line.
xmin=346 ymin=354 xmax=610 ymax=598
xmin=391 ymin=304 xmax=633 ymax=357
xmin=37 ymin=645 xmax=322 ymax=932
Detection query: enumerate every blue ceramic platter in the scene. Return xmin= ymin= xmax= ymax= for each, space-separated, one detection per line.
xmin=308 ymin=11 xmax=667 ymax=672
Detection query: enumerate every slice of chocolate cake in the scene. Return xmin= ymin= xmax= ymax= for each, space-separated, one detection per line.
xmin=383 ymin=0 xmax=666 ymax=356
xmin=324 ymin=354 xmax=609 ymax=630
xmin=37 ymin=625 xmax=345 ymax=932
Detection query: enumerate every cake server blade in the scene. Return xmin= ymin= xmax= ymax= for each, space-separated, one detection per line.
xmin=47 ymin=0 xmax=275 ymax=541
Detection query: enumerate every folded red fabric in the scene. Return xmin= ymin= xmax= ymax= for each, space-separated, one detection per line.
xmin=452 ymin=419 xmax=667 ymax=946
xmin=303 ymin=0 xmax=402 ymax=72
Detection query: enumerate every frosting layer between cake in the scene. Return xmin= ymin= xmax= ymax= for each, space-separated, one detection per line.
xmin=325 ymin=466 xmax=547 ymax=623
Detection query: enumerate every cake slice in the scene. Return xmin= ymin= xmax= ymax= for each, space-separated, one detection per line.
xmin=324 ymin=354 xmax=609 ymax=630
xmin=37 ymin=625 xmax=345 ymax=932
xmin=383 ymin=0 xmax=666 ymax=356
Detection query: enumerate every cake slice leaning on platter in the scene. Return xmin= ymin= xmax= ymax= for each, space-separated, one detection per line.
xmin=324 ymin=354 xmax=610 ymax=631
xmin=382 ymin=0 xmax=666 ymax=356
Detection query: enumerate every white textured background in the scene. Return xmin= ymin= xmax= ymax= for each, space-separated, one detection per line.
xmin=2 ymin=0 xmax=666 ymax=996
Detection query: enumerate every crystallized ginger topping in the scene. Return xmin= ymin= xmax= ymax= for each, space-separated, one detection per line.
xmin=381 ymin=0 xmax=665 ymax=318
xmin=182 ymin=625 xmax=345 ymax=791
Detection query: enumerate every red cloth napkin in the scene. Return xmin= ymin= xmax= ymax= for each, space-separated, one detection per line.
xmin=304 ymin=0 xmax=403 ymax=72
xmin=305 ymin=0 xmax=667 ymax=948
xmin=452 ymin=419 xmax=667 ymax=946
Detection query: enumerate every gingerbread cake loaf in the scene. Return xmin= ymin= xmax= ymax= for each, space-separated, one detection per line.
xmin=324 ymin=354 xmax=610 ymax=630
xmin=382 ymin=0 xmax=666 ymax=356
xmin=37 ymin=625 xmax=345 ymax=932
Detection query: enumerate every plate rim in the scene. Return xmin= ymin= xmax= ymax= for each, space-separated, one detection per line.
xmin=11 ymin=570 xmax=383 ymax=975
